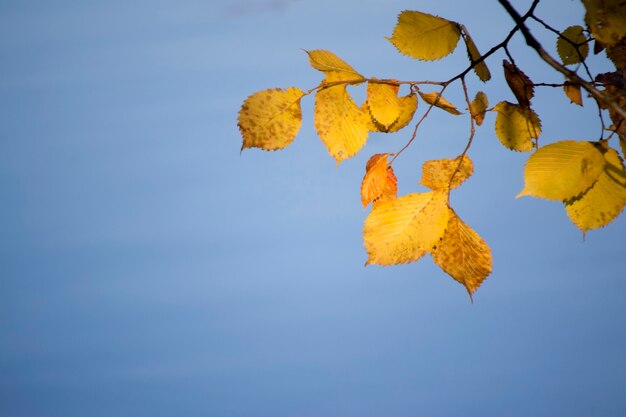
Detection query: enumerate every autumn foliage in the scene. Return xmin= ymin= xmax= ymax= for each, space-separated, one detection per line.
xmin=238 ymin=0 xmax=626 ymax=299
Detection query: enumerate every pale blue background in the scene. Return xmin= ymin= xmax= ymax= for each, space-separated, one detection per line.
xmin=1 ymin=1 xmax=625 ymax=416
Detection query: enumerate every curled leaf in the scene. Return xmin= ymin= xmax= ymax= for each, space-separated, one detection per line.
xmin=557 ymin=25 xmax=589 ymax=65
xmin=387 ymin=93 xmax=419 ymax=132
xmin=517 ymin=140 xmax=605 ymax=201
xmin=363 ymin=191 xmax=449 ymax=265
xmin=387 ymin=11 xmax=461 ymax=61
xmin=239 ymin=87 xmax=304 ymax=151
xmin=563 ymin=82 xmax=583 ymax=106
xmin=493 ymin=101 xmax=541 ymax=152
xmin=420 ymin=155 xmax=474 ymax=191
xmin=361 ymin=154 xmax=398 ymax=208
xmin=432 ymin=208 xmax=492 ymax=299
xmin=419 ymin=91 xmax=462 ymax=115
xmin=366 ymin=80 xmax=401 ymax=129
xmin=503 ymin=60 xmax=534 ymax=109
xmin=469 ymin=91 xmax=489 ymax=126
xmin=461 ymin=26 xmax=491 ymax=82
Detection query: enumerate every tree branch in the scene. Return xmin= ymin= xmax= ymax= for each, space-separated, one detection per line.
xmin=497 ymin=0 xmax=626 ymax=121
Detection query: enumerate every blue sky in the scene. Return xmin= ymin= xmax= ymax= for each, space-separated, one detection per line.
xmin=1 ymin=0 xmax=625 ymax=416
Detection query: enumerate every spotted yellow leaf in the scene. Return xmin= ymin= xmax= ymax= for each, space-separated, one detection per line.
xmin=239 ymin=87 xmax=304 ymax=151
xmin=563 ymin=82 xmax=583 ymax=106
xmin=366 ymin=80 xmax=401 ymax=129
xmin=494 ymin=101 xmax=541 ymax=152
xmin=461 ymin=26 xmax=491 ymax=82
xmin=565 ymin=148 xmax=626 ymax=232
xmin=314 ymin=84 xmax=369 ymax=163
xmin=387 ymin=10 xmax=461 ymax=61
xmin=306 ymin=49 xmax=363 ymax=82
xmin=363 ymin=191 xmax=450 ymax=265
xmin=361 ymin=154 xmax=398 ymax=208
xmin=557 ymin=25 xmax=589 ymax=65
xmin=517 ymin=140 xmax=605 ymax=201
xmin=419 ymin=91 xmax=462 ymax=115
xmin=432 ymin=208 xmax=492 ymax=299
xmin=469 ymin=91 xmax=488 ymax=126
xmin=583 ymin=0 xmax=626 ymax=47
xmin=420 ymin=155 xmax=474 ymax=191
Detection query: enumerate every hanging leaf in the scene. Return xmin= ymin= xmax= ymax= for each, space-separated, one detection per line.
xmin=517 ymin=140 xmax=606 ymax=200
xmin=363 ymin=191 xmax=450 ymax=265
xmin=583 ymin=0 xmax=626 ymax=47
xmin=239 ymin=87 xmax=304 ymax=151
xmin=461 ymin=26 xmax=491 ymax=82
xmin=361 ymin=154 xmax=398 ymax=208
xmin=469 ymin=91 xmax=489 ymax=126
xmin=386 ymin=93 xmax=419 ymax=132
xmin=563 ymin=82 xmax=583 ymax=106
xmin=565 ymin=148 xmax=626 ymax=232
xmin=419 ymin=91 xmax=462 ymax=115
xmin=557 ymin=25 xmax=589 ymax=65
xmin=387 ymin=10 xmax=461 ymax=61
xmin=314 ymin=84 xmax=369 ymax=164
xmin=306 ymin=49 xmax=363 ymax=82
xmin=366 ymin=80 xmax=401 ymax=129
xmin=420 ymin=155 xmax=474 ymax=191
xmin=502 ymin=60 xmax=534 ymax=109
xmin=432 ymin=208 xmax=492 ymax=299
xmin=493 ymin=101 xmax=541 ymax=152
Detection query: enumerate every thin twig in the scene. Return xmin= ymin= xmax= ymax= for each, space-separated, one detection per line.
xmin=498 ymin=0 xmax=626 ymax=121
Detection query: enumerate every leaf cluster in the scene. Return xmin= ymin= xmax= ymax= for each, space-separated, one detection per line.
xmin=238 ymin=1 xmax=626 ymax=299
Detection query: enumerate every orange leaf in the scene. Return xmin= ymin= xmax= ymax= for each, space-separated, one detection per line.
xmin=361 ymin=154 xmax=398 ymax=208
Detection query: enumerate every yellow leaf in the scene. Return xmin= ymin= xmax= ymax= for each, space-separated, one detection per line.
xmin=239 ymin=87 xmax=303 ymax=151
xmin=314 ymin=84 xmax=369 ymax=163
xmin=366 ymin=80 xmax=401 ymax=129
xmin=517 ymin=140 xmax=605 ymax=201
xmin=502 ymin=60 xmax=534 ymax=109
xmin=306 ymin=49 xmax=363 ymax=81
xmin=461 ymin=27 xmax=491 ymax=82
xmin=361 ymin=154 xmax=398 ymax=208
xmin=419 ymin=91 xmax=462 ymax=115
xmin=469 ymin=91 xmax=489 ymax=126
xmin=386 ymin=93 xmax=419 ymax=133
xmin=365 ymin=93 xmax=418 ymax=133
xmin=494 ymin=101 xmax=541 ymax=152
xmin=420 ymin=155 xmax=474 ymax=191
xmin=583 ymin=0 xmax=626 ymax=47
xmin=432 ymin=208 xmax=492 ymax=298
xmin=363 ymin=191 xmax=450 ymax=265
xmin=565 ymin=148 xmax=626 ymax=232
xmin=557 ymin=25 xmax=589 ymax=65
xmin=563 ymin=82 xmax=583 ymax=106
xmin=387 ymin=10 xmax=461 ymax=61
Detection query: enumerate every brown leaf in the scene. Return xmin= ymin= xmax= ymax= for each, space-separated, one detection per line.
xmin=503 ymin=60 xmax=534 ymax=109
xmin=563 ymin=82 xmax=583 ymax=106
